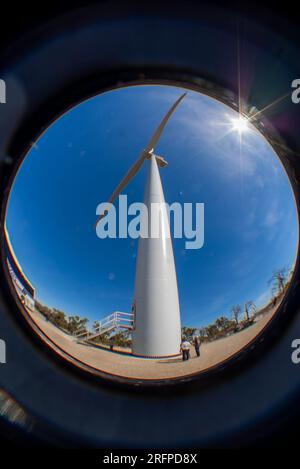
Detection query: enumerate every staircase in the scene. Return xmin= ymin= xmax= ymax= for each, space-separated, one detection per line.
xmin=74 ymin=311 xmax=134 ymax=342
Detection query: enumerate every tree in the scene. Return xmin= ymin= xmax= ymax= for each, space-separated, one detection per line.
xmin=92 ymin=331 xmax=110 ymax=345
xmin=110 ymin=330 xmax=132 ymax=348
xmin=93 ymin=320 xmax=100 ymax=332
xmin=244 ymin=301 xmax=256 ymax=321
xmin=215 ymin=316 xmax=232 ymax=331
xmin=205 ymin=324 xmax=219 ymax=340
xmin=52 ymin=309 xmax=69 ymax=330
xmin=68 ymin=315 xmax=88 ymax=335
xmin=231 ymin=305 xmax=241 ymax=325
xmin=35 ymin=301 xmax=91 ymax=336
xmin=181 ymin=326 xmax=197 ymax=342
xmin=35 ymin=301 xmax=52 ymax=319
xmin=268 ymin=267 xmax=290 ymax=297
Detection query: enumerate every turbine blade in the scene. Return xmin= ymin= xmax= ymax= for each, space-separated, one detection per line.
xmin=145 ymin=92 xmax=186 ymax=153
xmin=95 ymin=153 xmax=146 ymax=225
xmin=95 ymin=92 xmax=186 ymax=228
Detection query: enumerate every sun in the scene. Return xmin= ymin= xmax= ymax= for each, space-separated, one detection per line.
xmin=230 ymin=115 xmax=249 ymax=134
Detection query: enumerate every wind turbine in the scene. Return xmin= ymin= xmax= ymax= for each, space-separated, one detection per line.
xmin=96 ymin=92 xmax=186 ymax=357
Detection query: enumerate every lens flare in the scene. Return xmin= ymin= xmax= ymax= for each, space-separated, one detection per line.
xmin=231 ymin=115 xmax=249 ymax=134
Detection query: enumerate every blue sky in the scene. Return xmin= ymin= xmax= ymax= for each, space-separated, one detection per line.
xmin=6 ymin=85 xmax=298 ymax=328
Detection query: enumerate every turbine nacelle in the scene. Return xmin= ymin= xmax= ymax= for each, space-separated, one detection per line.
xmin=143 ymin=150 xmax=168 ymax=168
xmin=154 ymin=155 xmax=168 ymax=168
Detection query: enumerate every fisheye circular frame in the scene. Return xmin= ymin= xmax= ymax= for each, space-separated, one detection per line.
xmin=1 ymin=72 xmax=298 ymax=388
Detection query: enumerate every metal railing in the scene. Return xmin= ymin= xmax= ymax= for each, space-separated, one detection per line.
xmin=74 ymin=311 xmax=134 ymax=341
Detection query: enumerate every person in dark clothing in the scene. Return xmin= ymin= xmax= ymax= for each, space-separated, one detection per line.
xmin=193 ymin=336 xmax=201 ymax=357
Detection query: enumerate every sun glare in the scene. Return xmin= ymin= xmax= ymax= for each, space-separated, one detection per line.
xmin=231 ymin=115 xmax=249 ymax=134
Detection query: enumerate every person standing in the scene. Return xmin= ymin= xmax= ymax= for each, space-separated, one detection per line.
xmin=193 ymin=336 xmax=201 ymax=357
xmin=181 ymin=339 xmax=191 ymax=361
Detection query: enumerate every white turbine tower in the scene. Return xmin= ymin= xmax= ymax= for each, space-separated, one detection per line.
xmin=96 ymin=92 xmax=186 ymax=357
